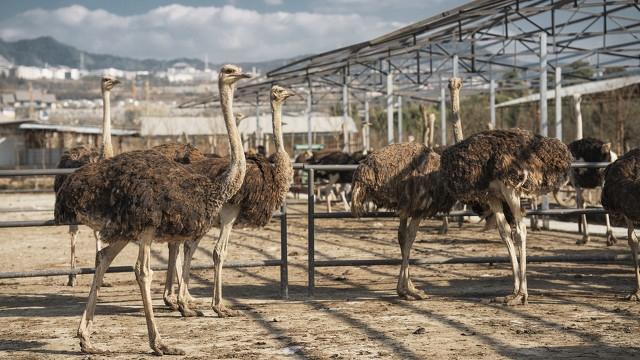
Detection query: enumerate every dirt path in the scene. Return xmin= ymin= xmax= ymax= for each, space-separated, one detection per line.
xmin=0 ymin=194 xmax=638 ymax=359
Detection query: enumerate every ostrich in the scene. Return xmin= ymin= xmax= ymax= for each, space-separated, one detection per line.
xmin=163 ymin=85 xmax=295 ymax=317
xmin=441 ymin=78 xmax=572 ymax=305
xmin=54 ymin=65 xmax=250 ymax=355
xmin=565 ymin=138 xmax=618 ymax=245
xmin=601 ymin=148 xmax=640 ymax=300
xmin=54 ymin=76 xmax=120 ymax=287
xmin=351 ymin=105 xmax=457 ymax=299
xmin=308 ymin=150 xmax=358 ymax=212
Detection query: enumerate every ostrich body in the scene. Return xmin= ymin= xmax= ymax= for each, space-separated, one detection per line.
xmin=442 ymin=128 xmax=571 ymax=305
xmin=351 ymin=142 xmax=455 ymax=299
xmin=54 ymin=65 xmax=250 ymax=355
xmin=162 ymin=86 xmax=295 ymax=318
xmin=601 ymin=148 xmax=640 ymax=300
xmin=55 ymin=76 xmax=119 ymax=286
xmin=567 ymin=138 xmax=617 ymax=245
xmin=309 ymin=150 xmax=358 ymax=212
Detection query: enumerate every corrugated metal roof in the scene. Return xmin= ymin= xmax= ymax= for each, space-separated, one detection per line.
xmin=18 ymin=123 xmax=138 ymax=136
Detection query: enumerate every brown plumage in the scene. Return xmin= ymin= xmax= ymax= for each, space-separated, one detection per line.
xmin=352 ymin=143 xmax=455 ymax=218
xmin=441 ymin=128 xmax=571 ymax=305
xmin=441 ymin=129 xmax=571 ymax=203
xmin=601 ymin=148 xmax=640 ymax=300
xmin=151 ymin=143 xmax=206 ymax=164
xmin=351 ymin=142 xmax=456 ymax=299
xmin=54 ymin=146 xmax=101 ymax=194
xmin=567 ymin=137 xmax=617 ymax=245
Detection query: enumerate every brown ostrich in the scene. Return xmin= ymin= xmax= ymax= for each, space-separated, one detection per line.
xmin=54 ymin=65 xmax=250 ymax=355
xmin=54 ymin=76 xmax=120 ymax=286
xmin=351 ymin=106 xmax=458 ymax=300
xmin=308 ymin=150 xmax=358 ymax=212
xmin=565 ymin=137 xmax=618 ymax=245
xmin=601 ymin=148 xmax=640 ymax=300
xmin=163 ymin=86 xmax=295 ymax=317
xmin=441 ymin=78 xmax=572 ymax=306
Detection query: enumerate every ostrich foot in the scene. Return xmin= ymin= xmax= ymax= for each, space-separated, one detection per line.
xmin=152 ymin=341 xmax=186 ymax=356
xmin=438 ymin=227 xmax=448 ymax=235
xmin=101 ymin=278 xmax=113 ymax=288
xmin=576 ymin=235 xmax=590 ymax=245
xmin=185 ymin=294 xmax=208 ymax=308
xmin=163 ymin=294 xmax=179 ymax=311
xmin=80 ymin=340 xmax=111 ymax=355
xmin=505 ymin=292 xmax=528 ymax=306
xmin=397 ymin=286 xmax=429 ymax=300
xmin=626 ymin=290 xmax=640 ymax=301
xmin=491 ymin=292 xmax=518 ymax=304
xmin=606 ymin=232 xmax=618 ymax=246
xmin=212 ymin=304 xmax=242 ymax=318
xmin=178 ymin=303 xmax=204 ymax=317
xmin=67 ymin=275 xmax=77 ymax=287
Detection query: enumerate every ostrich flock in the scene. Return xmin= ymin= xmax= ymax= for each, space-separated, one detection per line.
xmin=46 ymin=64 xmax=640 ymax=355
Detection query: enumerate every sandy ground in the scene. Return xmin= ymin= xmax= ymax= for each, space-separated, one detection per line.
xmin=0 ymin=193 xmax=639 ymax=359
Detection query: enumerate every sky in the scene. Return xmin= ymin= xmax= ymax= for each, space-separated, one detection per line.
xmin=0 ymin=0 xmax=467 ymax=63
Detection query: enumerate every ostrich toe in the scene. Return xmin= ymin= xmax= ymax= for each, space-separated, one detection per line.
xmin=606 ymin=232 xmax=617 ymax=246
xmin=152 ymin=341 xmax=186 ymax=356
xmin=626 ymin=291 xmax=640 ymax=302
xmin=163 ymin=294 xmax=179 ymax=311
xmin=213 ymin=304 xmax=242 ymax=318
xmin=576 ymin=235 xmax=590 ymax=245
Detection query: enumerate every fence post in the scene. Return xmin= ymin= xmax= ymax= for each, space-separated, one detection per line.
xmin=307 ymin=167 xmax=315 ymax=297
xmin=279 ymin=203 xmax=289 ymax=299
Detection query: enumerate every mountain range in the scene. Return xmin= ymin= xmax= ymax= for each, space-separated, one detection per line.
xmin=0 ymin=36 xmax=296 ymax=73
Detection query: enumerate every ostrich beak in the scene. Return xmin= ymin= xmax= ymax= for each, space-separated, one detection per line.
xmin=235 ymin=72 xmax=252 ymax=79
xmin=113 ymin=79 xmax=121 ymax=85
xmin=284 ymin=90 xmax=297 ymax=99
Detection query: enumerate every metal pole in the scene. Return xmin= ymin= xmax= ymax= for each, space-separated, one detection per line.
xmin=555 ymin=67 xmax=562 ymax=141
xmin=364 ymin=95 xmax=370 ymax=150
xmin=386 ymin=66 xmax=394 ymax=144
xmin=490 ymin=77 xmax=496 ymax=130
xmin=255 ymin=93 xmax=261 ymax=148
xmin=397 ymin=96 xmax=403 ymax=143
xmin=574 ymin=94 xmax=583 ymax=140
xmin=280 ymin=203 xmax=288 ymax=299
xmin=307 ymin=80 xmax=313 ymax=149
xmin=342 ymin=80 xmax=349 ymax=152
xmin=307 ymin=168 xmax=315 ymax=297
xmin=440 ymin=77 xmax=447 ymax=146
xmin=539 ymin=32 xmax=548 ymax=137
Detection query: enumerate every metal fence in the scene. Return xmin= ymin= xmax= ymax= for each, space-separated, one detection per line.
xmin=0 ymin=161 xmax=621 ymax=299
xmin=0 ymin=168 xmax=289 ymax=299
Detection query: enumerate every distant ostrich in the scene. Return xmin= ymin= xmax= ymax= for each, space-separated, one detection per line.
xmin=565 ymin=138 xmax=618 ymax=245
xmin=602 ymin=148 xmax=640 ymax=300
xmin=309 ymin=150 xmax=358 ymax=212
xmin=163 ymin=85 xmax=295 ymax=317
xmin=55 ymin=76 xmax=120 ymax=287
xmin=54 ymin=65 xmax=250 ymax=355
xmin=351 ymin=105 xmax=457 ymax=299
xmin=441 ymin=78 xmax=572 ymax=305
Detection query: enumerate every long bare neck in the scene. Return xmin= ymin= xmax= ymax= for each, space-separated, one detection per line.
xmin=270 ymin=99 xmax=293 ymax=202
xmin=101 ymin=89 xmax=114 ymax=158
xmin=449 ymin=82 xmax=464 ymax=144
xmin=219 ymin=82 xmax=246 ymax=188
xmin=271 ymin=100 xmax=286 ymax=153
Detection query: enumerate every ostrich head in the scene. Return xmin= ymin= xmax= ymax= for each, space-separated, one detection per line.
xmin=101 ymin=76 xmax=120 ymax=93
xmin=602 ymin=142 xmax=618 ymax=162
xmin=219 ymin=64 xmax=251 ymax=86
xmin=448 ymin=77 xmax=462 ymax=113
xmin=270 ymin=85 xmax=296 ymax=103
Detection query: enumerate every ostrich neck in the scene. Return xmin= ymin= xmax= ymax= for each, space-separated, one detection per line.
xmin=101 ymin=89 xmax=114 ymax=158
xmin=219 ymin=82 xmax=246 ymax=191
xmin=450 ymin=90 xmax=464 ymax=144
xmin=271 ymin=101 xmax=286 ymax=152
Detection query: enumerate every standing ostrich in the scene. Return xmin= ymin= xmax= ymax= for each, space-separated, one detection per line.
xmin=54 ymin=65 xmax=250 ymax=355
xmin=565 ymin=138 xmax=617 ymax=245
xmin=309 ymin=150 xmax=358 ymax=212
xmin=601 ymin=148 xmax=640 ymax=300
xmin=351 ymin=123 xmax=456 ymax=298
xmin=163 ymin=85 xmax=295 ymax=317
xmin=54 ymin=76 xmax=120 ymax=286
xmin=441 ymin=78 xmax=572 ymax=305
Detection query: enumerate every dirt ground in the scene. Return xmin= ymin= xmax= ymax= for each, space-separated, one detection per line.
xmin=0 ymin=193 xmax=639 ymax=359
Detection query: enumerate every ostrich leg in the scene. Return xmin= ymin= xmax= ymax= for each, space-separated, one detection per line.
xmin=135 ymin=233 xmax=184 ymax=356
xmin=78 ymin=241 xmax=127 ymax=354
xmin=397 ymin=216 xmax=428 ymax=300
xmin=67 ymin=225 xmax=79 ymax=286
xmin=625 ymin=218 xmax=640 ymax=301
xmin=163 ymin=243 xmax=181 ymax=310
xmin=605 ymin=214 xmax=618 ymax=246
xmin=212 ymin=207 xmax=240 ymax=317
xmin=503 ymin=188 xmax=528 ymax=306
xmin=177 ymin=237 xmax=205 ymax=317
xmin=576 ymin=186 xmax=591 ymax=245
xmin=439 ymin=216 xmax=449 ymax=235
xmin=487 ymin=197 xmax=521 ymax=303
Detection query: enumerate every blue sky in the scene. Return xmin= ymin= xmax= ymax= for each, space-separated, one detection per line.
xmin=0 ymin=0 xmax=467 ymax=62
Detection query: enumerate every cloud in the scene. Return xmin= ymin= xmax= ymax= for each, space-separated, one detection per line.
xmin=0 ymin=4 xmax=401 ymax=62
xmin=264 ymin=0 xmax=283 ymax=5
